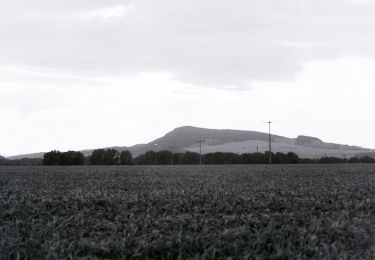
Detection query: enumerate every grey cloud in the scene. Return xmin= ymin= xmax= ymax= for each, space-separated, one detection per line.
xmin=1 ymin=0 xmax=375 ymax=88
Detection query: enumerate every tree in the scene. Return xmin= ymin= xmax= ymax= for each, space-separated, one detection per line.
xmin=319 ymin=157 xmax=345 ymax=164
xmin=74 ymin=152 xmax=85 ymax=165
xmin=144 ymin=151 xmax=157 ymax=165
xmin=156 ymin=150 xmax=173 ymax=165
xmin=172 ymin=153 xmax=184 ymax=165
xmin=43 ymin=151 xmax=61 ymax=165
xmin=90 ymin=149 xmax=106 ymax=165
xmin=43 ymin=150 xmax=85 ymax=165
xmin=90 ymin=149 xmax=120 ymax=165
xmin=60 ymin=151 xmax=85 ymax=165
xmin=359 ymin=156 xmax=375 ymax=163
xmin=182 ymin=152 xmax=200 ymax=164
xmin=133 ymin=154 xmax=146 ymax=165
xmin=286 ymin=152 xmax=299 ymax=164
xmin=104 ymin=149 xmax=120 ymax=165
xmin=120 ymin=150 xmax=133 ymax=165
xmin=348 ymin=157 xmax=360 ymax=163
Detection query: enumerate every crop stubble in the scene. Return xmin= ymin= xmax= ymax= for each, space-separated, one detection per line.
xmin=1 ymin=165 xmax=375 ymax=259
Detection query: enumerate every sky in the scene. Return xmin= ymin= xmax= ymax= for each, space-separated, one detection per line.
xmin=1 ymin=0 xmax=375 ymax=156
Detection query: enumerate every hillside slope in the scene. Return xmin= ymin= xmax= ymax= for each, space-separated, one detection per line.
xmin=126 ymin=126 xmax=290 ymax=155
xmin=7 ymin=126 xmax=374 ymax=159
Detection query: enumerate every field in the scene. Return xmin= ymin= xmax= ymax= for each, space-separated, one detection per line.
xmin=1 ymin=165 xmax=375 ymax=259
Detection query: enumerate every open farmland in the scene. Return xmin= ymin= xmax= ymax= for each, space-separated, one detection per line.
xmin=1 ymin=165 xmax=375 ymax=259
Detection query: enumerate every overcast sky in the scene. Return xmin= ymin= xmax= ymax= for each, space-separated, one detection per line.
xmin=1 ymin=0 xmax=375 ymax=156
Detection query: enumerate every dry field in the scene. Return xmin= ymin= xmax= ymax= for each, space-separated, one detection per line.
xmin=1 ymin=165 xmax=375 ymax=259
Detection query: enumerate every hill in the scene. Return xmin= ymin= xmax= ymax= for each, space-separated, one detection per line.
xmin=7 ymin=126 xmax=374 ymax=159
xmin=125 ymin=126 xmax=290 ymax=155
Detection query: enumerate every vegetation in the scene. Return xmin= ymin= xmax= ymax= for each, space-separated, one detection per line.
xmin=43 ymin=151 xmax=85 ymax=165
xmin=119 ymin=150 xmax=133 ymax=165
xmin=1 ymin=165 xmax=375 ymax=258
xmin=89 ymin=149 xmax=121 ymax=165
xmin=2 ymin=149 xmax=375 ymax=166
xmin=43 ymin=149 xmax=375 ymax=166
xmin=0 ymin=157 xmax=41 ymax=166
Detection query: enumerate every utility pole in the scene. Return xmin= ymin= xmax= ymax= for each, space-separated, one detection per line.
xmin=154 ymin=143 xmax=158 ymax=165
xmin=267 ymin=121 xmax=273 ymax=164
xmin=196 ymin=140 xmax=204 ymax=165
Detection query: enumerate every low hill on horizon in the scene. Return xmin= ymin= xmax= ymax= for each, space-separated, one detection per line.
xmin=7 ymin=126 xmax=374 ymax=160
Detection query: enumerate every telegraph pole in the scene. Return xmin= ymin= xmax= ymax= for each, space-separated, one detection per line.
xmin=196 ymin=140 xmax=204 ymax=165
xmin=267 ymin=121 xmax=272 ymax=164
xmin=154 ymin=143 xmax=158 ymax=165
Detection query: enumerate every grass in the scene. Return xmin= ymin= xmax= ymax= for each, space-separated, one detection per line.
xmin=1 ymin=165 xmax=375 ymax=259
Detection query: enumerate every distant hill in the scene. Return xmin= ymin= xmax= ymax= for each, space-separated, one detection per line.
xmin=353 ymin=152 xmax=375 ymax=158
xmin=7 ymin=126 xmax=375 ymax=159
xmin=126 ymin=126 xmax=291 ymax=155
xmin=0 ymin=155 xmax=41 ymax=166
xmin=8 ymin=152 xmax=45 ymax=160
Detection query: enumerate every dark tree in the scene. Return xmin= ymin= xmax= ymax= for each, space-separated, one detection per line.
xmin=359 ymin=156 xmax=375 ymax=163
xmin=128 ymin=150 xmax=375 ymax=165
xmin=144 ymin=151 xmax=157 ymax=165
xmin=90 ymin=149 xmax=120 ymax=165
xmin=241 ymin=153 xmax=256 ymax=164
xmin=348 ymin=157 xmax=360 ymax=163
xmin=286 ymin=152 xmax=299 ymax=164
xmin=43 ymin=151 xmax=61 ymax=165
xmin=120 ymin=150 xmax=133 ymax=165
xmin=75 ymin=152 xmax=86 ymax=165
xmin=104 ymin=149 xmax=120 ymax=165
xmin=133 ymin=154 xmax=146 ymax=165
xmin=60 ymin=151 xmax=85 ymax=165
xmin=90 ymin=149 xmax=106 ymax=165
xmin=43 ymin=150 xmax=85 ymax=165
xmin=156 ymin=150 xmax=173 ymax=165
xmin=182 ymin=151 xmax=200 ymax=164
xmin=172 ymin=153 xmax=184 ymax=165
xmin=319 ymin=157 xmax=346 ymax=164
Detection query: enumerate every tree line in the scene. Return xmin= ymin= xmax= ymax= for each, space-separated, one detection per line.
xmin=41 ymin=149 xmax=375 ymax=165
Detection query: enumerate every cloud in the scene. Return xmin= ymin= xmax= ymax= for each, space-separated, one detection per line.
xmin=1 ymin=56 xmax=375 ymax=156
xmin=0 ymin=65 xmax=249 ymax=155
xmin=80 ymin=5 xmax=132 ymax=20
xmin=1 ymin=0 xmax=375 ymax=88
xmin=1 ymin=0 xmax=375 ymax=155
